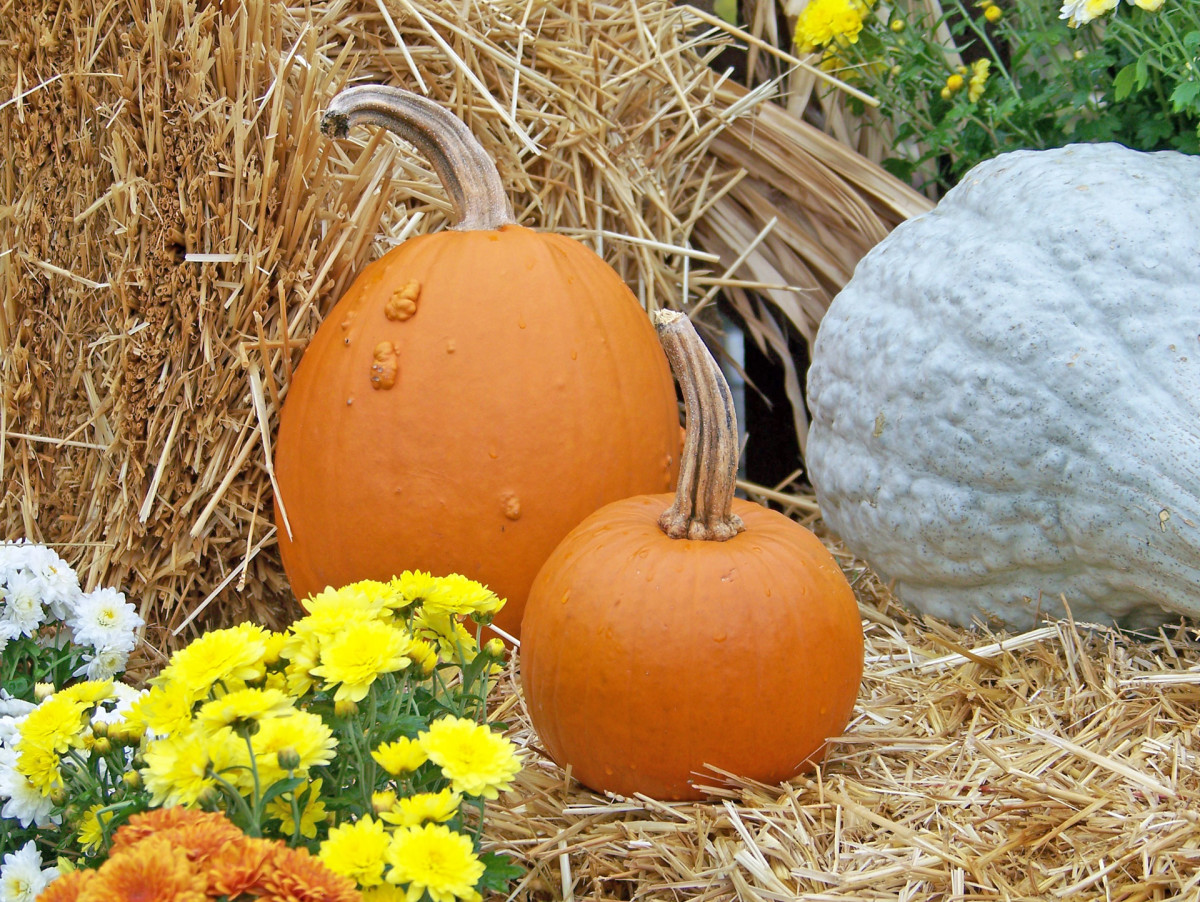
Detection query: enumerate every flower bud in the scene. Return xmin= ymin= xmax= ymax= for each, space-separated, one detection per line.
xmin=890 ymin=18 xmax=905 ymax=31
xmin=940 ymin=86 xmax=954 ymax=100
xmin=946 ymin=74 xmax=965 ymax=92
xmin=334 ymin=698 xmax=359 ymax=718
xmin=123 ymin=770 xmax=142 ymax=790
xmin=483 ymin=638 xmax=507 ymax=659
xmin=372 ymin=790 xmax=398 ymax=815
xmin=90 ymin=736 xmax=112 ymax=756
xmin=277 ymin=747 xmax=302 ymax=771
xmin=49 ymin=788 xmax=68 ymax=807
xmin=90 ymin=721 xmax=109 ymax=739
xmin=984 ymin=5 xmax=1002 ymax=21
xmin=35 ymin=683 xmax=55 ymax=702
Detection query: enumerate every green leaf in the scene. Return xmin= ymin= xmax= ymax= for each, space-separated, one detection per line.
xmin=477 ymin=852 xmax=525 ymax=893
xmin=881 ymin=156 xmax=917 ymax=182
xmin=257 ymin=775 xmax=305 ymax=808
xmin=1170 ymin=80 xmax=1200 ymax=115
xmin=1113 ymin=63 xmax=1140 ymax=101
xmin=1135 ymin=52 xmax=1152 ymax=87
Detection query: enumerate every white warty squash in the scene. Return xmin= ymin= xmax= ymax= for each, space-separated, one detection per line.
xmin=807 ymin=143 xmax=1200 ymax=631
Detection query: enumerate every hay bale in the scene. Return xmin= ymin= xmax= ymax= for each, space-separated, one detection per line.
xmin=1 ymin=0 xmax=922 ymax=655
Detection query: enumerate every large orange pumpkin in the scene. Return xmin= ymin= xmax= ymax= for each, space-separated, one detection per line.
xmin=273 ymin=86 xmax=680 ymax=638
xmin=520 ymin=310 xmax=864 ymax=800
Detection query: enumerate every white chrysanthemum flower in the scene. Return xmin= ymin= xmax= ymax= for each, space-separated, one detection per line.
xmin=1059 ymin=0 xmax=1118 ymax=25
xmin=0 ymin=840 xmax=59 ymax=902
xmin=0 ymin=747 xmax=58 ymax=830
xmin=0 ymin=571 xmax=47 ymax=639
xmin=73 ymin=644 xmax=132 ymax=681
xmin=0 ymin=691 xmax=35 ymax=720
xmin=18 ymin=545 xmax=81 ymax=623
xmin=67 ymin=587 xmax=142 ymax=653
xmin=0 ymin=695 xmax=36 ymax=747
xmin=0 ymin=542 xmax=41 ymax=579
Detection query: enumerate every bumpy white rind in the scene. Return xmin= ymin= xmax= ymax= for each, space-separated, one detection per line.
xmin=806 ymin=143 xmax=1200 ymax=630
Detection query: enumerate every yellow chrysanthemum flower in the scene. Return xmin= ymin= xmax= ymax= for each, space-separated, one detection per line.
xmin=301 ymin=582 xmax=393 ymax=621
xmin=124 ymin=682 xmax=195 ymax=738
xmin=141 ymin=730 xmax=221 ymax=807
xmin=412 ymin=610 xmax=478 ymax=664
xmin=385 ymin=823 xmax=485 ymax=902
xmin=421 ymin=575 xmax=505 ymax=620
xmin=407 ymin=637 xmax=439 ymax=674
xmin=262 ymin=630 xmax=289 ymax=665
xmin=15 ymin=744 xmax=63 ymax=795
xmin=15 ymin=695 xmax=90 ymax=792
xmin=793 ymin=0 xmax=871 ymax=53
xmin=153 ymin=623 xmax=271 ymax=695
xmin=202 ymin=724 xmax=258 ymax=795
xmin=968 ymin=58 xmax=991 ymax=102
xmin=196 ymin=687 xmax=294 ymax=730
xmin=54 ymin=680 xmax=115 ymax=708
xmin=284 ymin=586 xmax=398 ymax=696
xmin=267 ymin=778 xmax=329 ymax=840
xmin=320 ymin=815 xmax=392 ymax=887
xmin=419 ymin=717 xmax=522 ymax=800
xmin=380 ymin=789 xmax=462 ymax=828
xmin=15 ymin=695 xmax=88 ymax=752
xmin=372 ymin=737 xmax=429 ymax=776
xmin=388 ymin=570 xmax=441 ymax=609
xmin=249 ymin=710 xmax=337 ymax=787
xmin=311 ymin=620 xmax=414 ymax=703
xmin=76 ymin=803 xmax=115 ymax=853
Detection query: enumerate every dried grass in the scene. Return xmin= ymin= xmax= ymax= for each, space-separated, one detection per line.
xmin=1 ymin=0 xmax=923 ymax=654
xmin=487 ymin=557 xmax=1200 ymax=900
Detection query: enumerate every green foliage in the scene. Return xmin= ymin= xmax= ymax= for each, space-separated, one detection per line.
xmin=810 ymin=0 xmax=1200 ymax=192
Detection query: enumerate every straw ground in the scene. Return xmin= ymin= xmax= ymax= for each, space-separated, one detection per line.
xmin=487 ymin=557 xmax=1200 ymax=900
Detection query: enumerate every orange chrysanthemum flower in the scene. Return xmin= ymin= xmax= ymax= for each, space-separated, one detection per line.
xmin=205 ymin=837 xmax=280 ymax=898
xmin=78 ymin=836 xmax=208 ymax=902
xmin=109 ymin=807 xmax=236 ymax=850
xmin=254 ymin=845 xmax=362 ymax=902
xmin=36 ymin=869 xmax=97 ymax=902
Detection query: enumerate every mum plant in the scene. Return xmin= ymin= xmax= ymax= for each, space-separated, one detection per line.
xmin=0 ymin=542 xmax=144 ymax=868
xmin=0 ymin=570 xmax=524 ymax=902
xmin=0 ymin=541 xmax=144 ymax=700
xmin=791 ymin=0 xmax=1200 ymax=190
xmin=35 ymin=807 xmax=361 ymax=902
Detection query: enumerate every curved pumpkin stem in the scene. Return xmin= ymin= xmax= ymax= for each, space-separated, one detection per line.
xmin=654 ymin=309 xmax=745 ymax=542
xmin=321 ymin=85 xmax=517 ymax=232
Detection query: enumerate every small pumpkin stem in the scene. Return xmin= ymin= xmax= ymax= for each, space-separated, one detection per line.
xmin=654 ymin=309 xmax=745 ymax=542
xmin=321 ymin=84 xmax=517 ymax=232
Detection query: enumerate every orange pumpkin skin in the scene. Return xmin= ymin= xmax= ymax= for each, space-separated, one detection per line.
xmin=520 ymin=494 xmax=864 ymax=800
xmin=274 ymin=225 xmax=680 ymax=637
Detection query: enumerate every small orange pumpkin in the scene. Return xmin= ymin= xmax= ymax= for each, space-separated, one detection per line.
xmin=273 ymin=86 xmax=680 ymax=638
xmin=520 ymin=310 xmax=864 ymax=800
